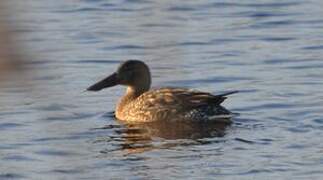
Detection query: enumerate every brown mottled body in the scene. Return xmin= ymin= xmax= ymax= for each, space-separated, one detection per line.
xmin=116 ymin=87 xmax=232 ymax=122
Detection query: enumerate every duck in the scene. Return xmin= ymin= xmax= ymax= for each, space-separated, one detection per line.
xmin=87 ymin=60 xmax=237 ymax=123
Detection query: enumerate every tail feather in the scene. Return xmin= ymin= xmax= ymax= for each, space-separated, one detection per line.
xmin=217 ymin=91 xmax=239 ymax=97
xmin=211 ymin=91 xmax=238 ymax=105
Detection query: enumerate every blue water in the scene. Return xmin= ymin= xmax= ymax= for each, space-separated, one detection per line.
xmin=1 ymin=0 xmax=323 ymax=179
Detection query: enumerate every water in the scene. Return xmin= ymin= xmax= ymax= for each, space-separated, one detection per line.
xmin=1 ymin=0 xmax=323 ymax=179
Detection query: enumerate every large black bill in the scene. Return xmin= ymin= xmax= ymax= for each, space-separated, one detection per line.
xmin=87 ymin=72 xmax=119 ymax=91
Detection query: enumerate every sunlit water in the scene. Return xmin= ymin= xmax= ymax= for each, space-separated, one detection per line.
xmin=1 ymin=0 xmax=323 ymax=179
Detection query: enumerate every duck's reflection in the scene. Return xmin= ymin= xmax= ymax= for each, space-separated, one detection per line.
xmin=98 ymin=118 xmax=232 ymax=154
xmin=120 ymin=120 xmax=230 ymax=139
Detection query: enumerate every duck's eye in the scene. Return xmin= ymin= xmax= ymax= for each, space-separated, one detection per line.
xmin=118 ymin=70 xmax=134 ymax=81
xmin=124 ymin=69 xmax=134 ymax=75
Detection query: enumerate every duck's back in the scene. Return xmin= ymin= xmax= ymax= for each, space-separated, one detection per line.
xmin=117 ymin=87 xmax=236 ymax=123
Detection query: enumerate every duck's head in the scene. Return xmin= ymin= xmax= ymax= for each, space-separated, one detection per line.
xmin=87 ymin=60 xmax=151 ymax=92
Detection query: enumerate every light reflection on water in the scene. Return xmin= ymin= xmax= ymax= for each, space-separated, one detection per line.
xmin=1 ymin=0 xmax=323 ymax=179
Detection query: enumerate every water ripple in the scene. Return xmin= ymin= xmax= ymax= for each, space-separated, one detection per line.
xmin=103 ymin=45 xmax=147 ymax=50
xmin=0 ymin=123 xmax=25 ymax=130
xmin=73 ymin=59 xmax=121 ymax=64
xmin=34 ymin=149 xmax=80 ymax=156
xmin=302 ymin=45 xmax=323 ymax=50
xmin=210 ymin=2 xmax=302 ymax=8
xmin=0 ymin=173 xmax=25 ymax=179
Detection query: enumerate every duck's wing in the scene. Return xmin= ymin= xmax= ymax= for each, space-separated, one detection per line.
xmin=175 ymin=89 xmax=238 ymax=108
xmin=138 ymin=88 xmax=237 ymax=109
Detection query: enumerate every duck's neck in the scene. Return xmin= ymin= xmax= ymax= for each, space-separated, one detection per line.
xmin=125 ymin=86 xmax=147 ymax=100
xmin=116 ymin=85 xmax=150 ymax=116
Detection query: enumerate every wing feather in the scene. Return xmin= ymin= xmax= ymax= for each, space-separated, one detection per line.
xmin=137 ymin=88 xmax=234 ymax=109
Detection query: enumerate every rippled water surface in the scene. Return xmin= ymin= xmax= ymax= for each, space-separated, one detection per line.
xmin=1 ymin=0 xmax=323 ymax=179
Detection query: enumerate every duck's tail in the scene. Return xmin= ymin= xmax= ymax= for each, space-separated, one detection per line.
xmin=208 ymin=90 xmax=238 ymax=106
xmin=218 ymin=90 xmax=239 ymax=97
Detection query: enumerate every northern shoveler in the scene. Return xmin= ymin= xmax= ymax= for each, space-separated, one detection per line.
xmin=87 ymin=60 xmax=237 ymax=123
